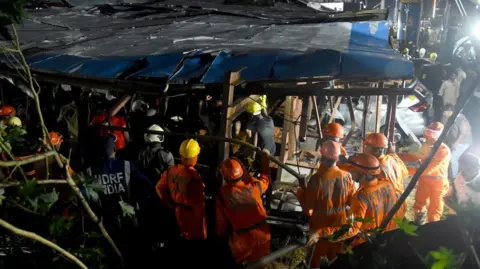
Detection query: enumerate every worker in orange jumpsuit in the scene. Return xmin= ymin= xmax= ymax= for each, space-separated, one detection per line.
xmin=216 ymin=150 xmax=271 ymax=266
xmin=363 ymin=133 xmax=408 ymax=219
xmin=156 ymin=139 xmax=206 ymax=239
xmin=314 ymin=153 xmax=400 ymax=248
xmin=317 ymin=123 xmax=348 ymax=160
xmin=400 ymin=122 xmax=451 ymax=224
xmin=90 ymin=112 xmax=129 ymax=151
xmin=0 ymin=105 xmax=16 ymax=126
xmin=297 ymin=141 xmax=356 ymax=268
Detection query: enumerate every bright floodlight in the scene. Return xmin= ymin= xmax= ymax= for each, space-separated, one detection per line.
xmin=473 ymin=22 xmax=480 ymax=39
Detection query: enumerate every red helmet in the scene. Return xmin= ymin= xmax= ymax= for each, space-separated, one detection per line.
xmin=48 ymin=132 xmax=64 ymax=146
xmin=364 ymin=133 xmax=388 ymax=149
xmin=322 ymin=123 xmax=344 ymax=138
xmin=219 ymin=158 xmax=244 ymax=181
xmin=347 ymin=153 xmax=381 ymax=175
xmin=0 ymin=106 xmax=16 ymax=117
xmin=424 ymin=121 xmax=444 ymax=141
xmin=320 ymin=140 xmax=341 ymax=160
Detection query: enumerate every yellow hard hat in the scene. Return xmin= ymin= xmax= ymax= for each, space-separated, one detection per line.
xmin=7 ymin=116 xmax=21 ymax=127
xmin=430 ymin=52 xmax=438 ymax=60
xmin=246 ymin=95 xmax=267 ymax=114
xmin=179 ymin=139 xmax=200 ymax=158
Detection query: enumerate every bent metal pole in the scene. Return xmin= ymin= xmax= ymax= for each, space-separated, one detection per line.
xmin=98 ymin=125 xmax=304 ymax=181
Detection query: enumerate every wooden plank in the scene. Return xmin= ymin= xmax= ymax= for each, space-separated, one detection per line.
xmin=218 ymin=71 xmax=240 ymax=164
xmin=276 ymin=96 xmax=292 ymax=183
xmin=288 ymin=97 xmax=300 ymax=159
xmin=328 ymin=97 xmax=343 ymax=123
xmin=298 ymin=95 xmax=311 ymax=142
xmin=375 ymin=82 xmax=384 ymax=132
xmin=285 ymin=160 xmax=319 ymax=169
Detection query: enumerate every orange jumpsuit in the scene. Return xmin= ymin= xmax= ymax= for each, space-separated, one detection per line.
xmin=378 ymin=153 xmax=409 ymax=219
xmin=401 ymin=143 xmax=451 ymax=222
xmin=297 ymin=165 xmax=356 ymax=267
xmin=326 ymin=179 xmax=400 ymax=247
xmin=156 ymin=164 xmax=206 ymax=239
xmin=216 ymin=173 xmax=270 ymax=265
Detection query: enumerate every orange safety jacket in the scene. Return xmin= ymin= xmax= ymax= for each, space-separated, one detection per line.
xmin=216 ymin=173 xmax=269 ymax=235
xmin=401 ymin=143 xmax=451 ymax=180
xmin=156 ymin=164 xmax=206 ymax=239
xmin=321 ymin=179 xmax=400 ymax=246
xmin=378 ymin=153 xmax=409 ymax=195
xmin=297 ymin=165 xmax=356 ymax=232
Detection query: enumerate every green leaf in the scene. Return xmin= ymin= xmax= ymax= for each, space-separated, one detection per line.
xmin=0 ymin=194 xmax=5 ymax=205
xmin=83 ymin=181 xmax=103 ymax=202
xmin=430 ymin=251 xmax=443 ymax=260
xmin=49 ymin=216 xmax=75 ymax=237
xmin=355 ymin=217 xmax=374 ymax=223
xmin=37 ymin=189 xmax=59 ymax=209
xmin=431 ymin=259 xmax=448 ymax=269
xmin=394 ymin=217 xmax=418 ymax=236
xmin=27 ymin=197 xmax=38 ymax=211
xmin=18 ymin=179 xmax=37 ymax=198
xmin=119 ymin=200 xmax=135 ymax=218
xmin=429 ymin=247 xmax=457 ymax=269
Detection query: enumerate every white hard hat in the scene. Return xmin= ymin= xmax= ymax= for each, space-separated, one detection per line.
xmin=131 ymin=100 xmax=149 ymax=113
xmin=144 ymin=124 xmax=164 ymax=143
xmin=419 ymin=48 xmax=426 ymax=58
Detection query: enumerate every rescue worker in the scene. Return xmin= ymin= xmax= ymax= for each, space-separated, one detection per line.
xmin=314 ymin=154 xmax=400 ymax=248
xmin=448 ymin=148 xmax=480 ymax=205
xmin=216 ymin=150 xmax=271 ymax=266
xmin=245 ymin=96 xmax=276 ymax=156
xmin=442 ymin=105 xmax=472 ymax=179
xmin=90 ymin=111 xmax=129 ymax=151
xmin=7 ymin=116 xmax=21 ymax=127
xmin=156 ymin=139 xmax=206 ymax=240
xmin=0 ymin=105 xmax=17 ymax=127
xmin=297 ymin=141 xmax=356 ymax=267
xmin=401 ymin=122 xmax=451 ymax=224
xmin=86 ymin=134 xmax=151 ymax=263
xmin=34 ymin=132 xmax=75 ymax=179
xmin=137 ymin=124 xmax=174 ymax=182
xmin=316 ymin=123 xmax=348 ymax=160
xmin=363 ymin=133 xmax=408 ymax=219
xmin=430 ymin=52 xmax=438 ymax=64
xmin=137 ymin=124 xmax=176 ymax=251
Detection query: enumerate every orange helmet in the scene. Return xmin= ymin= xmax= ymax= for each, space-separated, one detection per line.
xmin=320 ymin=140 xmax=341 ymax=160
xmin=219 ymin=158 xmax=244 ymax=181
xmin=347 ymin=153 xmax=381 ymax=175
xmin=0 ymin=106 xmax=16 ymax=117
xmin=424 ymin=121 xmax=444 ymax=141
xmin=364 ymin=133 xmax=388 ymax=149
xmin=48 ymin=132 xmax=64 ymax=146
xmin=322 ymin=123 xmax=344 ymax=138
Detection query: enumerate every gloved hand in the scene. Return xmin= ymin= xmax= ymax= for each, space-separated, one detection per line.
xmin=338 ymin=154 xmax=348 ymax=164
xmin=307 ymin=230 xmax=320 ymax=246
xmin=388 ymin=141 xmax=396 ymax=154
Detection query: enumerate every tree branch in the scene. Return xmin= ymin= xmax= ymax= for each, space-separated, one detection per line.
xmin=0 ymin=218 xmax=88 ymax=269
xmin=0 ymin=179 xmax=68 ymax=188
xmin=63 ymin=165 xmax=124 ymax=265
xmin=0 ymin=151 xmax=57 ymax=168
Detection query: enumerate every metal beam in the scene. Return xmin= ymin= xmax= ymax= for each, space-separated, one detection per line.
xmin=299 ymin=95 xmax=311 ymax=142
xmin=0 ymin=67 xmax=414 ymax=97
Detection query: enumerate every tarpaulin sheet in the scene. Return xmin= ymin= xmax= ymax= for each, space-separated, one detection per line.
xmin=6 ymin=1 xmax=413 ymax=84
